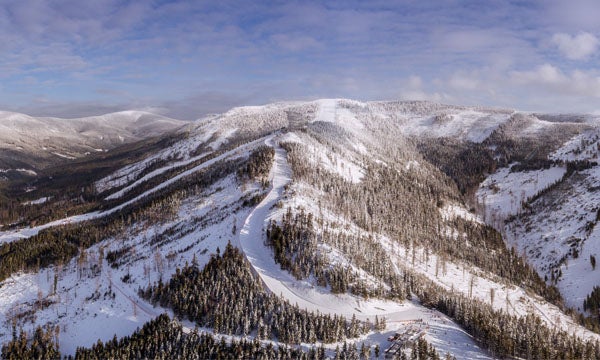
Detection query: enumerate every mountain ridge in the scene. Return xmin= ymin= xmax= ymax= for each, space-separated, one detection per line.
xmin=0 ymin=109 xmax=188 ymax=172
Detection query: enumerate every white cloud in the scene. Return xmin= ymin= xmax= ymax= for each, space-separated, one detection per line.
xmin=407 ymin=75 xmax=423 ymax=89
xmin=552 ymin=32 xmax=598 ymax=60
xmin=448 ymin=72 xmax=480 ymax=90
xmin=510 ymin=64 xmax=600 ymax=97
xmin=511 ymin=64 xmax=565 ymax=84
xmin=399 ymin=75 xmax=449 ymax=102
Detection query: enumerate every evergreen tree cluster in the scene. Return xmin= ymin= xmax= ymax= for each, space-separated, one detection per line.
xmin=2 ymin=324 xmax=60 ymax=360
xmin=401 ymin=338 xmax=445 ymax=360
xmin=140 ymin=243 xmax=368 ymax=344
xmin=416 ymin=138 xmax=496 ymax=196
xmin=413 ymin=274 xmax=600 ymax=359
xmin=0 ymin=154 xmax=256 ymax=283
xmin=584 ymin=286 xmax=600 ymax=316
xmin=3 ymin=312 xmax=450 ymax=359
xmin=74 ymin=314 xmax=320 ymax=360
xmin=277 ymin=137 xmax=600 ymax=357
xmin=266 ymin=208 xmax=407 ymax=298
xmin=237 ymin=145 xmax=275 ymax=183
xmin=482 ymin=114 xmax=582 ymax=168
xmin=0 ymin=132 xmax=189 ymax=228
xmin=265 ymin=208 xmax=322 ymax=280
xmin=282 ymin=140 xmax=558 ymax=304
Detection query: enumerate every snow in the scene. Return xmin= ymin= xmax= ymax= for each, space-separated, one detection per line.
xmin=270 ymin=131 xmax=600 ymax=348
xmin=52 ymin=152 xmax=76 ymax=160
xmin=440 ymin=204 xmax=483 ymax=224
xmin=500 ymin=166 xmax=600 ymax=309
xmin=209 ymin=127 xmax=237 ymax=150
xmin=309 ymin=148 xmax=364 ymax=184
xmin=0 ymin=163 xmax=262 ymax=355
xmin=95 ymin=117 xmax=240 ymax=195
xmin=237 ymin=135 xmax=491 ymax=359
xmin=382 ymin=237 xmax=600 ymax=342
xmin=104 ymin=150 xmax=212 ymax=200
xmin=0 ymin=110 xmax=187 ymax=167
xmin=550 ymin=129 xmax=600 ymax=162
xmin=95 ymin=123 xmax=214 ymax=194
xmin=476 ymin=127 xmax=600 ymax=310
xmin=396 ymin=109 xmax=513 ymax=143
xmin=280 ymin=130 xmax=365 ymax=183
xmin=290 ymin=184 xmax=600 ymax=344
xmin=476 ymin=165 xmax=566 ymax=224
xmin=22 ymin=196 xmax=51 ymax=205
xmin=312 ymin=99 xmax=369 ymax=155
xmin=313 ymin=99 xmax=338 ymax=124
xmin=5 ymin=99 xmax=600 ymax=357
xmin=0 ymin=259 xmax=159 ymax=355
xmin=0 ymin=136 xmax=269 ymax=245
xmin=0 ymin=168 xmax=37 ymax=176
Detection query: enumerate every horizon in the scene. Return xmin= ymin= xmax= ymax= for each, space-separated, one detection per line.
xmin=3 ymin=1 xmax=600 ymax=119
xmin=4 ymin=97 xmax=600 ymax=121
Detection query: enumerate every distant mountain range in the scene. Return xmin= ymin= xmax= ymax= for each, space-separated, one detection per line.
xmin=0 ymin=110 xmax=187 ymax=172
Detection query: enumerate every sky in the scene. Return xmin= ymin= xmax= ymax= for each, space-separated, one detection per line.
xmin=2 ymin=0 xmax=600 ymax=119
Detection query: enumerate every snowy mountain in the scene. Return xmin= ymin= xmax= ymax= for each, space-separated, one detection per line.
xmin=0 ymin=110 xmax=187 ymax=174
xmin=2 ymin=99 xmax=600 ymax=359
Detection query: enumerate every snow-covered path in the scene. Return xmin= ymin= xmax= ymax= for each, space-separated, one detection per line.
xmin=239 ymin=135 xmax=398 ymax=317
xmin=104 ymin=150 xmax=213 ymax=200
xmin=313 ymin=99 xmax=337 ymax=123
xmin=237 ymin=135 xmax=491 ymax=358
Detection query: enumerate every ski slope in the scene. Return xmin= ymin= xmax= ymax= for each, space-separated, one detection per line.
xmin=0 ymin=136 xmax=270 ymax=245
xmin=237 ymin=135 xmax=491 ymax=359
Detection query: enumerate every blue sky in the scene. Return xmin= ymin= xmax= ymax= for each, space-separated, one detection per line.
xmin=2 ymin=0 xmax=600 ymax=119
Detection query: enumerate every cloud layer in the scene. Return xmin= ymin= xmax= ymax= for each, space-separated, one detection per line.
xmin=552 ymin=32 xmax=599 ymax=60
xmin=2 ymin=0 xmax=600 ymax=117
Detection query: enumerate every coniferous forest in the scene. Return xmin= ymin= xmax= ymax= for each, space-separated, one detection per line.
xmin=140 ymin=243 xmax=369 ymax=344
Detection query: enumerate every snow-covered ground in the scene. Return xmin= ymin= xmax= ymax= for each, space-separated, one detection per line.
xmin=22 ymin=196 xmax=51 ymax=205
xmin=237 ymin=128 xmax=600 ymax=356
xmin=103 ymin=149 xmax=212 ymax=200
xmin=0 ymin=166 xmax=263 ymax=355
xmin=0 ymin=110 xmax=187 ymax=168
xmin=5 ymin=99 xmax=600 ymax=357
xmin=95 ymin=120 xmax=224 ymax=194
xmin=273 ymin=130 xmax=600 ymax=348
xmin=0 ymin=136 xmax=268 ymax=245
xmin=476 ymin=165 xmax=566 ymax=226
xmin=0 ymin=168 xmax=37 ymax=176
xmin=502 ymin=166 xmax=600 ymax=309
xmin=0 ymin=131 xmax=486 ymax=358
xmin=393 ymin=107 xmax=512 ymax=143
xmin=477 ymin=127 xmax=600 ymax=310
xmin=288 ymin=181 xmax=600 ymax=344
xmin=440 ymin=203 xmax=483 ymax=224
xmin=385 ymin=236 xmax=600 ymax=342
xmin=238 ymin=135 xmax=491 ymax=358
xmin=280 ymin=128 xmax=365 ymax=183
xmin=550 ymin=129 xmax=600 ymax=162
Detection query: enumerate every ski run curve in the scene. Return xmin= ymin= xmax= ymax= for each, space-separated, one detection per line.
xmin=237 ymin=134 xmax=491 ymax=359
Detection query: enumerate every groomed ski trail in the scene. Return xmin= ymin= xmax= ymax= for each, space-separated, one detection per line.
xmin=236 ymin=134 xmax=491 ymax=358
